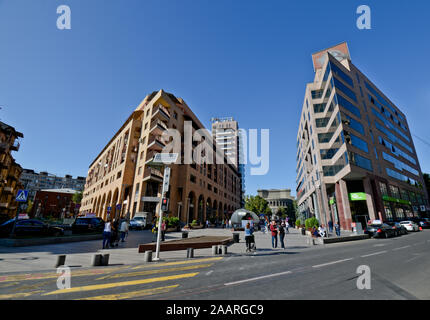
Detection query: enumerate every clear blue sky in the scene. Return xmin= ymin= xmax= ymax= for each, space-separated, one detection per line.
xmin=1 ymin=0 xmax=430 ymax=197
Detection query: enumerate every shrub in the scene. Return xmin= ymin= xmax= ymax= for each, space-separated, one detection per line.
xmin=191 ymin=220 xmax=198 ymax=226
xmin=167 ymin=217 xmax=180 ymax=228
xmin=305 ymin=217 xmax=319 ymax=230
xmin=295 ymin=219 xmax=301 ymax=227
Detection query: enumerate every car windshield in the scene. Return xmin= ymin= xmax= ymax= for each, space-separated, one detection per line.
xmin=134 ymin=217 xmax=144 ymax=221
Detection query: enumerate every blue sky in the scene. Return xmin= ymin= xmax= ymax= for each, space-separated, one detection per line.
xmin=1 ymin=0 xmax=430 ymax=197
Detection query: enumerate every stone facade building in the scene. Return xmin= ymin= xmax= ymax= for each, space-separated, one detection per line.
xmin=80 ymin=90 xmax=242 ymax=224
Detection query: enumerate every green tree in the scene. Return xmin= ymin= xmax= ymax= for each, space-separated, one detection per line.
xmin=72 ymin=191 xmax=83 ymax=204
xmin=244 ymin=195 xmax=272 ymax=216
xmin=277 ymin=207 xmax=287 ymax=218
xmin=26 ymin=200 xmax=33 ymax=214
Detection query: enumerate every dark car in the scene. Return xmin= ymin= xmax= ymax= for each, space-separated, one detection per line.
xmin=364 ymin=223 xmax=397 ymax=238
xmin=0 ymin=219 xmax=64 ymax=238
xmin=386 ymin=222 xmax=407 ymax=236
xmin=72 ymin=217 xmax=105 ymax=234
xmin=415 ymin=218 xmax=430 ymax=229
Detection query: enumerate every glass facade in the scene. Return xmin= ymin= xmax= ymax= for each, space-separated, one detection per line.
xmin=348 ymin=133 xmax=369 ymax=153
xmin=348 ymin=152 xmax=373 ymax=171
xmin=382 ymin=152 xmax=419 ymax=176
xmin=342 ymin=113 xmax=364 ymax=135
xmin=336 ymin=94 xmax=361 ymax=118
xmin=330 ymin=62 xmax=354 ymax=87
xmin=333 ymin=77 xmax=357 ymax=102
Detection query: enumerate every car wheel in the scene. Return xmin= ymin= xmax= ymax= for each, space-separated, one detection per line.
xmin=384 ymin=232 xmax=389 ymax=239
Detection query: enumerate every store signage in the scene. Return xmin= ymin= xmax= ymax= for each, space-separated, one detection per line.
xmin=349 ymin=193 xmax=367 ymax=201
xmin=142 ymin=197 xmax=160 ymax=202
xmin=382 ymin=195 xmax=411 ymax=205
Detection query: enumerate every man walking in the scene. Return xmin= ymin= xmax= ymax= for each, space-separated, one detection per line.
xmin=279 ymin=222 xmax=286 ymax=249
xmin=328 ymin=220 xmax=334 ymax=233
xmin=120 ymin=219 xmax=129 ymax=242
xmin=270 ymin=221 xmax=278 ymax=249
xmin=335 ymin=221 xmax=341 ymax=237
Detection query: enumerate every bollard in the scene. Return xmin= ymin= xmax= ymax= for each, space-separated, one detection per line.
xmin=92 ymin=254 xmax=102 ymax=266
xmin=101 ymin=254 xmax=110 ymax=266
xmin=55 ymin=255 xmax=66 ymax=268
xmin=187 ymin=248 xmax=194 ymax=259
xmin=212 ymin=245 xmax=218 ymax=256
xmin=144 ymin=251 xmax=152 ymax=262
xmin=221 ymin=245 xmax=227 ymax=255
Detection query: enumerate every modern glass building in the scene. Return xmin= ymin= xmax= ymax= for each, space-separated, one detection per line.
xmin=296 ymin=42 xmax=429 ymax=231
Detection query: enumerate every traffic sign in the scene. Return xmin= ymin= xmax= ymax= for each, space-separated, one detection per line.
xmin=15 ymin=190 xmax=28 ymax=202
xmin=107 ymin=206 xmax=112 ymax=212
xmin=153 ymin=153 xmax=178 ymax=164
xmin=162 ymin=167 xmax=171 ymax=194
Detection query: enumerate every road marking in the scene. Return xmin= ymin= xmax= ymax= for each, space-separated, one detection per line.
xmin=392 ymin=245 xmax=411 ymax=251
xmin=312 ymin=258 xmax=353 ymax=268
xmin=373 ymin=244 xmax=386 ymax=247
xmin=360 ymin=251 xmax=387 ymax=258
xmin=77 ymin=285 xmax=179 ymax=300
xmin=131 ymin=257 xmax=222 ymax=270
xmin=0 ymin=266 xmax=128 ymax=283
xmin=0 ymin=290 xmax=43 ymax=299
xmin=43 ymin=272 xmax=199 ymax=295
xmin=205 ymin=271 xmax=214 ymax=276
xmin=97 ymin=263 xmax=213 ymax=280
xmin=224 ymin=271 xmax=292 ymax=286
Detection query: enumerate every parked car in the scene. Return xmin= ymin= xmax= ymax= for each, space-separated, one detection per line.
xmin=399 ymin=221 xmax=420 ymax=232
xmin=0 ymin=219 xmax=64 ymax=238
xmin=129 ymin=218 xmax=145 ymax=230
xmin=386 ymin=222 xmax=407 ymax=236
xmin=415 ymin=218 xmax=430 ymax=229
xmin=71 ymin=217 xmax=105 ymax=234
xmin=364 ymin=223 xmax=397 ymax=238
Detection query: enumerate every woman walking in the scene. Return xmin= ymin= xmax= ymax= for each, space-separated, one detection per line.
xmin=244 ymin=223 xmax=254 ymax=253
xmin=102 ymin=218 xmax=112 ymax=249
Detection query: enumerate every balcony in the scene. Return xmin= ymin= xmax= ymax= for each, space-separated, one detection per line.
xmin=152 ymin=105 xmax=170 ymax=121
xmin=142 ymin=167 xmax=163 ymax=182
xmin=11 ymin=141 xmax=20 ymax=152
xmin=0 ymin=142 xmax=8 ymax=153
xmin=147 ymin=136 xmax=165 ymax=151
xmin=145 ymin=150 xmax=158 ymax=164
xmin=3 ymin=186 xmax=13 ymax=194
xmin=149 ymin=119 xmax=168 ymax=136
xmin=0 ymin=203 xmax=8 ymax=208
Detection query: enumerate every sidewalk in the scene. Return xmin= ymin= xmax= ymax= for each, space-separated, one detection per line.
xmin=0 ymin=227 xmax=338 ymax=274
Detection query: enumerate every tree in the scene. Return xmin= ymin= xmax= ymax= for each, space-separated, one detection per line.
xmin=72 ymin=191 xmax=83 ymax=204
xmin=26 ymin=200 xmax=33 ymax=214
xmin=244 ymin=195 xmax=271 ymax=216
xmin=277 ymin=207 xmax=287 ymax=218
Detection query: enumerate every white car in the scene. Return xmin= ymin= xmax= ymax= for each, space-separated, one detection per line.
xmin=399 ymin=221 xmax=419 ymax=232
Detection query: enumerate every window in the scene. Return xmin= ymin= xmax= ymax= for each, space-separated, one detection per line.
xmin=311 ymin=90 xmax=324 ymax=99
xmin=323 ymin=152 xmax=349 ymax=176
xmin=341 ymin=113 xmax=364 ymax=135
xmin=333 ymin=77 xmax=357 ymax=102
xmin=386 ymin=168 xmax=419 ymax=186
xmin=346 ymin=133 xmax=369 ymax=153
xmin=348 ymin=152 xmax=373 ymax=171
xmin=382 ymin=152 xmax=419 ymax=176
xmin=313 ymin=103 xmax=326 ymax=113
xmin=320 ymin=148 xmax=340 ymax=160
xmin=336 ymin=94 xmax=361 ymax=118
xmin=330 ymin=62 xmax=354 ymax=87
xmin=389 ymin=185 xmax=400 ymax=198
xmin=374 ymin=121 xmax=413 ymax=153
xmin=379 ymin=182 xmax=388 ymax=196
xmin=190 ymin=175 xmax=196 ymax=183
xmin=117 ymin=171 xmax=122 ymax=179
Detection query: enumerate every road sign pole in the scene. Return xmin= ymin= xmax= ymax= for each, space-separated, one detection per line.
xmin=153 ymin=166 xmax=171 ymax=261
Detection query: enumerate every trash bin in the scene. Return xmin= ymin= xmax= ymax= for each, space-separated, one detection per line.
xmin=301 ymin=228 xmax=306 ymax=236
xmin=182 ymin=231 xmax=188 ymax=239
xmin=233 ymin=233 xmax=240 ymax=243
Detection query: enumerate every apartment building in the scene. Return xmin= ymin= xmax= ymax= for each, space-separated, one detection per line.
xmin=80 ymin=90 xmax=242 ymax=224
xmin=211 ymin=117 xmax=246 ymax=206
xmin=20 ymin=169 xmax=86 ymax=200
xmin=296 ymin=42 xmax=429 ymax=231
xmin=0 ymin=121 xmax=24 ymax=220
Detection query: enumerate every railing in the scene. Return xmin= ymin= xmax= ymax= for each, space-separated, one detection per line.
xmin=150 ymin=119 xmax=168 ymax=131
xmin=143 ymin=167 xmax=163 ymax=180
xmin=152 ymin=105 xmax=171 ymax=119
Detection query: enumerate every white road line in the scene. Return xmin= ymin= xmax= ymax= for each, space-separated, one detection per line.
xmin=373 ymin=244 xmax=386 ymax=247
xmin=206 ymin=270 xmax=214 ymax=276
xmin=224 ymin=271 xmax=292 ymax=286
xmin=312 ymin=258 xmax=353 ymax=268
xmin=392 ymin=245 xmax=411 ymax=251
xmin=361 ymin=251 xmax=387 ymax=258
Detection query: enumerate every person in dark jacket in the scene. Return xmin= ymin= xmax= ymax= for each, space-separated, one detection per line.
xmin=279 ymin=222 xmax=286 ymax=249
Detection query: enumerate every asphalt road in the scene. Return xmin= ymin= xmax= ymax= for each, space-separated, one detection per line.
xmin=0 ymin=230 xmax=429 ymax=300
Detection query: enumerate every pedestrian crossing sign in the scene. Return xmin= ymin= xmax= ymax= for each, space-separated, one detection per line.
xmin=15 ymin=190 xmax=29 ymax=202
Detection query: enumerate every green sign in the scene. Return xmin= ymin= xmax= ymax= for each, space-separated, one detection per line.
xmin=382 ymin=195 xmax=411 ymax=205
xmin=349 ymin=192 xmax=367 ymax=201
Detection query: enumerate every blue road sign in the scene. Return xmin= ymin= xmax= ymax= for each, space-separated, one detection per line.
xmin=116 ymin=204 xmax=121 ymax=210
xmin=107 ymin=206 xmax=112 ymax=212
xmin=15 ymin=190 xmax=29 ymax=202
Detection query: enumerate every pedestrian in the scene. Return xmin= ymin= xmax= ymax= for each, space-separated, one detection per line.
xmin=120 ymin=219 xmax=129 ymax=242
xmin=244 ymin=222 xmax=254 ymax=253
xmin=229 ymin=219 xmax=232 ymax=229
xmin=152 ymin=220 xmax=158 ymax=242
xmin=270 ymin=220 xmax=278 ymax=249
xmin=206 ymin=220 xmax=209 ymax=228
xmin=285 ymin=221 xmax=290 ymax=234
xmin=102 ymin=218 xmax=112 ymax=249
xmin=328 ymin=220 xmax=333 ymax=233
xmin=318 ymin=224 xmax=326 ymax=238
xmin=335 ymin=221 xmax=341 ymax=237
xmin=279 ymin=222 xmax=286 ymax=249
xmin=161 ymin=219 xmax=166 ymax=242
xmin=222 ymin=219 xmax=225 ymax=229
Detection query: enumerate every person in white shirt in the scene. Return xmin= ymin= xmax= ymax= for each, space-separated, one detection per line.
xmin=318 ymin=225 xmax=326 ymax=238
xmin=103 ymin=220 xmax=112 ymax=249
xmin=120 ymin=219 xmax=129 ymax=242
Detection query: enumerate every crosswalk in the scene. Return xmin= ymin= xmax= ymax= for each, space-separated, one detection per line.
xmin=0 ymin=257 xmax=222 ymax=300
